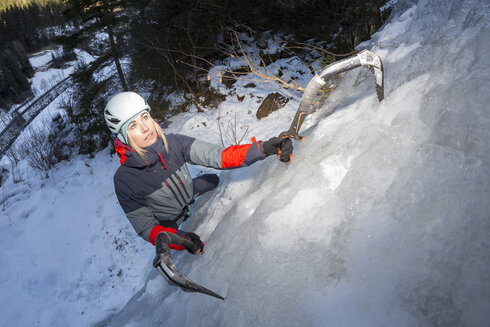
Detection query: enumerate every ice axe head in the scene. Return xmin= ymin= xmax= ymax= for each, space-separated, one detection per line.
xmin=357 ymin=50 xmax=384 ymax=101
xmin=277 ymin=50 xmax=385 ymax=164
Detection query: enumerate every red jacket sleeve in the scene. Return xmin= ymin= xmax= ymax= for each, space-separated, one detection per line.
xmin=149 ymin=225 xmax=185 ymax=251
xmin=221 ymin=138 xmax=265 ymax=168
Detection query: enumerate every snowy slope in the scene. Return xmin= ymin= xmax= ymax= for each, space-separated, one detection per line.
xmin=1 ymin=0 xmax=489 ymax=326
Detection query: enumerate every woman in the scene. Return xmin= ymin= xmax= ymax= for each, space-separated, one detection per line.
xmin=105 ymin=91 xmax=293 ymax=255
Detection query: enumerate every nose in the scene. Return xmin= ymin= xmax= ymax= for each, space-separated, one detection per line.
xmin=141 ymin=120 xmax=150 ymax=133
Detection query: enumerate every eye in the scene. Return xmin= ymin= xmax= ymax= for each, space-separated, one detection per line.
xmin=142 ymin=114 xmax=149 ymax=120
xmin=129 ymin=123 xmax=136 ymax=129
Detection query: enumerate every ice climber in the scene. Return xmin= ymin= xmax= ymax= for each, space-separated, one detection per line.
xmin=104 ymin=91 xmax=293 ymax=257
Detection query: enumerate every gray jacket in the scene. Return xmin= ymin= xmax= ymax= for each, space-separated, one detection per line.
xmin=113 ymin=133 xmax=265 ymax=242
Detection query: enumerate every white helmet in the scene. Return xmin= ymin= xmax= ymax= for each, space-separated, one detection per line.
xmin=104 ymin=92 xmax=151 ymax=142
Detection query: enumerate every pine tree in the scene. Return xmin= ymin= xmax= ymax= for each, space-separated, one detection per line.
xmin=61 ymin=0 xmax=130 ymax=91
xmin=0 ymin=61 xmax=16 ymax=107
xmin=0 ymin=56 xmax=23 ymax=104
xmin=11 ymin=41 xmax=35 ymax=78
xmin=3 ymin=49 xmax=31 ymax=92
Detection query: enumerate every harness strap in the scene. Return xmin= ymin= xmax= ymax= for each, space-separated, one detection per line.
xmin=159 ymin=205 xmax=191 ymax=228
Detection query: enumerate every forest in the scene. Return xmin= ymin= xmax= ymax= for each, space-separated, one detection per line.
xmin=0 ymin=0 xmax=390 ymax=153
xmin=0 ymin=0 xmax=65 ymax=107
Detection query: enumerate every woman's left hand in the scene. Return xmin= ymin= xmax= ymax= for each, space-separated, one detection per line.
xmin=183 ymin=232 xmax=205 ymax=255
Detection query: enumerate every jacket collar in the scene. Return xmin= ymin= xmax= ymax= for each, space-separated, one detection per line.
xmin=114 ymin=137 xmax=166 ymax=168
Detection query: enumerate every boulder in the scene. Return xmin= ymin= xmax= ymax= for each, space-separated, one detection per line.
xmin=201 ymin=89 xmax=226 ymax=109
xmin=222 ymin=71 xmax=236 ymax=89
xmin=256 ymin=92 xmax=289 ymax=119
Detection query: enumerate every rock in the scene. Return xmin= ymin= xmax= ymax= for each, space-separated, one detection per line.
xmin=256 ymin=92 xmax=289 ymax=119
xmin=221 ymin=67 xmax=251 ymax=89
xmin=201 ymin=89 xmax=226 ymax=109
xmin=222 ymin=71 xmax=236 ymax=89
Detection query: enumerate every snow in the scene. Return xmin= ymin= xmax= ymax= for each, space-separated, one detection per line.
xmin=0 ymin=153 xmax=150 ymax=325
xmin=28 ymin=47 xmax=90 ymax=95
xmin=380 ymin=0 xmax=400 ymax=12
xmin=29 ymin=50 xmax=57 ymax=69
xmin=1 ymin=0 xmax=490 ymax=326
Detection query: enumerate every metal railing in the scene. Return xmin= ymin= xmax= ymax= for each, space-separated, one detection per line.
xmin=0 ymin=76 xmax=72 ymax=158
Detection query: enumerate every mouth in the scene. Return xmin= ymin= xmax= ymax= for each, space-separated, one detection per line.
xmin=145 ymin=133 xmax=154 ymax=141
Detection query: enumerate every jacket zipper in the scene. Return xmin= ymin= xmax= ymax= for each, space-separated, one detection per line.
xmin=158 ymin=153 xmax=167 ymax=170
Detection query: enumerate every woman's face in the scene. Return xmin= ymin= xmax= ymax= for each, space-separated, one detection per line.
xmin=127 ymin=112 xmax=158 ymax=148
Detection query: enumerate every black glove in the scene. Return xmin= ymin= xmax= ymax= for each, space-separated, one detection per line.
xmin=260 ymin=136 xmax=294 ymax=163
xmin=183 ymin=232 xmax=204 ymax=255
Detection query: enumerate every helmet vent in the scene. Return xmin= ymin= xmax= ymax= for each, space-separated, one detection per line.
xmin=108 ymin=117 xmax=120 ymax=124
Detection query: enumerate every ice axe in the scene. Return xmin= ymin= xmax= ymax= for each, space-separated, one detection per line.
xmin=153 ymin=232 xmax=225 ymax=300
xmin=279 ymin=50 xmax=384 ymax=143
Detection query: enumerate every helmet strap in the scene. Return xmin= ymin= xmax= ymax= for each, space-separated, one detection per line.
xmin=116 ymin=132 xmax=127 ymax=145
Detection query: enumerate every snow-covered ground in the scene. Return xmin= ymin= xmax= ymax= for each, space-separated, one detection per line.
xmin=1 ymin=0 xmax=489 ymax=326
xmin=28 ymin=47 xmax=80 ymax=96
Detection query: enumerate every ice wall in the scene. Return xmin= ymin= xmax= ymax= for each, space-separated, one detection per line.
xmin=99 ymin=0 xmax=490 ymax=326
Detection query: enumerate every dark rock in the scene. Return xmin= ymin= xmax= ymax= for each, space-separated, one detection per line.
xmin=256 ymin=93 xmax=289 ymax=119
xmin=201 ymin=89 xmax=226 ymax=109
xmin=222 ymin=71 xmax=236 ymax=89
xmin=222 ymin=67 xmax=251 ymax=89
xmin=244 ymin=83 xmax=256 ymax=88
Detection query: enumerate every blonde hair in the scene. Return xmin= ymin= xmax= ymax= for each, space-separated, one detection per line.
xmin=127 ymin=117 xmax=169 ymax=163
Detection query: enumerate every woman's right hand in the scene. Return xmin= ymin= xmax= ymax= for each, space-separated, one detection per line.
xmin=260 ymin=136 xmax=294 ymax=163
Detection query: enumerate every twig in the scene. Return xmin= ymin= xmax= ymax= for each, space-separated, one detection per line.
xmin=286 ymin=42 xmax=357 ymax=58
xmin=216 ymin=108 xmax=225 ymax=147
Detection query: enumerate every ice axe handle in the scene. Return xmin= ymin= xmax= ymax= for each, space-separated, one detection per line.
xmin=279 ymin=74 xmax=326 ymax=142
xmin=279 ymin=110 xmax=307 ymax=141
xmin=153 ymin=232 xmax=195 ymax=261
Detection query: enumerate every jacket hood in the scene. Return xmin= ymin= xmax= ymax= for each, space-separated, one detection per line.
xmin=114 ymin=137 xmax=167 ymax=168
